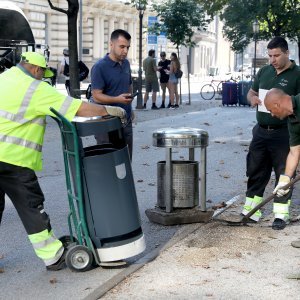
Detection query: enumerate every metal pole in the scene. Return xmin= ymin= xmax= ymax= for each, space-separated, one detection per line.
xmin=136 ymin=10 xmax=144 ymax=109
xmin=165 ymin=148 xmax=173 ymax=213
xmin=79 ymin=0 xmax=83 ymax=61
xmin=200 ymin=147 xmax=207 ymax=212
xmin=253 ymin=35 xmax=257 ymax=77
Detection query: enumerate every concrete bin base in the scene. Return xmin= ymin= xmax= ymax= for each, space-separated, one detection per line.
xmin=145 ymin=207 xmax=214 ymax=226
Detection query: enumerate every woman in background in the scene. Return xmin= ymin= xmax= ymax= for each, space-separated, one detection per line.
xmin=168 ymin=52 xmax=181 ymax=109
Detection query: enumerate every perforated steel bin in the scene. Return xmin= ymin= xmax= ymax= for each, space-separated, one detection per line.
xmin=153 ymin=127 xmax=209 ymax=213
xmin=157 ymin=160 xmax=199 ymax=208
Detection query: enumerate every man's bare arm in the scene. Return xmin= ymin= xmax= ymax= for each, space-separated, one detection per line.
xmin=247 ymin=88 xmax=261 ymax=107
xmin=92 ymin=89 xmax=133 ymax=105
xmin=284 ymin=145 xmax=300 ymax=178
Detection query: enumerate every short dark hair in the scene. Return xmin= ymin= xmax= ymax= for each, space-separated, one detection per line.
xmin=160 ymin=51 xmax=166 ymax=57
xmin=111 ymin=29 xmax=131 ymax=41
xmin=148 ymin=49 xmax=155 ymax=56
xmin=267 ymin=36 xmax=288 ymax=52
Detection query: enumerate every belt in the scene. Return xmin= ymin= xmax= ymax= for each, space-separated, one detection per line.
xmin=259 ymin=124 xmax=287 ymax=131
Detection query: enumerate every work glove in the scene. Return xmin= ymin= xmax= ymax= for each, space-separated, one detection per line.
xmin=104 ymin=105 xmax=127 ymax=124
xmin=273 ymin=175 xmax=291 ymax=197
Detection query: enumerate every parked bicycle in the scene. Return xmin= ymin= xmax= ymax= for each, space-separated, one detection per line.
xmin=200 ymin=76 xmax=237 ymax=100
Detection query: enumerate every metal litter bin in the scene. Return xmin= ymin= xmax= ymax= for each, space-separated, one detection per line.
xmin=51 ymin=109 xmax=145 ymax=270
xmin=153 ymin=127 xmax=209 ymax=213
xmin=73 ymin=116 xmax=145 ymax=262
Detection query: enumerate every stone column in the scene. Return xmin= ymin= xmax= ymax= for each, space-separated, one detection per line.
xmin=128 ymin=21 xmax=134 ymax=61
xmin=109 ymin=17 xmax=115 ymax=36
xmin=93 ymin=14 xmax=100 ymax=59
xmin=99 ymin=17 xmax=104 ymax=58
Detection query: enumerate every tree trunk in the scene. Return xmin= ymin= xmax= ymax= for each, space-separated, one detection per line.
xmin=297 ymin=39 xmax=300 ymax=65
xmin=68 ymin=0 xmax=80 ymax=98
xmin=47 ymin=0 xmax=81 ymax=98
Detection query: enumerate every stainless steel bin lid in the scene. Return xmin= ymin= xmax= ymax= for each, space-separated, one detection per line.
xmin=153 ymin=127 xmax=209 ymax=148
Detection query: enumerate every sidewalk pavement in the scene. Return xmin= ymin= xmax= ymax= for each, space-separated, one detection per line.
xmin=102 ymin=211 xmax=300 ymax=300
xmin=101 ymin=99 xmax=300 ymax=299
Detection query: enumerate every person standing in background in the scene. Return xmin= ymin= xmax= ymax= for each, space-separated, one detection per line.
xmin=59 ymin=48 xmax=70 ymax=94
xmin=90 ymin=29 xmax=134 ymax=159
xmin=143 ymin=49 xmax=160 ymax=110
xmin=168 ymin=52 xmax=181 ymax=109
xmin=158 ymin=52 xmax=171 ymax=108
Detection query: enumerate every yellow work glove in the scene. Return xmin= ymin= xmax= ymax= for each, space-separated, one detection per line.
xmin=273 ymin=175 xmax=290 ymax=197
xmin=104 ymin=105 xmax=127 ymax=124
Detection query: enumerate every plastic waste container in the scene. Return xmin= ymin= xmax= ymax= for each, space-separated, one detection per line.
xmin=238 ymin=81 xmax=252 ymax=106
xmin=51 ymin=109 xmax=145 ymax=271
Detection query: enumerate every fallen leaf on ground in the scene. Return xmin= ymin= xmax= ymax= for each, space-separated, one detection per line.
xmin=148 ymin=183 xmax=155 ymax=186
xmin=49 ymin=278 xmax=57 ymax=284
xmin=0 ymin=254 xmax=3 ymax=259
xmin=219 ymin=160 xmax=224 ymax=164
xmin=203 ymin=122 xmax=210 ymax=126
xmin=137 ymin=179 xmax=143 ymax=183
xmin=141 ymin=145 xmax=150 ymax=149
xmin=142 ymin=163 xmax=150 ymax=166
xmin=0 ymin=268 xmax=4 ymax=273
xmin=212 ymin=202 xmax=227 ymax=210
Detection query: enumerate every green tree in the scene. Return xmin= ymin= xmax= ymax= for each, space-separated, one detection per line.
xmin=151 ymin=0 xmax=209 ymax=53
xmin=47 ymin=0 xmax=80 ymax=98
xmin=203 ymin=0 xmax=300 ymax=61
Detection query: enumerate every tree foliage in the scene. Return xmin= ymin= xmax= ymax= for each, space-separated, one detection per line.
xmin=150 ymin=0 xmax=209 ymax=52
xmin=204 ymin=0 xmax=300 ymax=61
xmin=47 ymin=0 xmax=80 ymax=98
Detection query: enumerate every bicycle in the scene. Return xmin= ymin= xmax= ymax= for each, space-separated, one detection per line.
xmin=200 ymin=76 xmax=237 ymax=100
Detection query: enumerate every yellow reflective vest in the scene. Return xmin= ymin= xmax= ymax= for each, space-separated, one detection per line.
xmin=0 ymin=66 xmax=82 ymax=171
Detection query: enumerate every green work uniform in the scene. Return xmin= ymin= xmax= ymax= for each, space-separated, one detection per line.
xmin=243 ymin=61 xmax=300 ymax=222
xmin=288 ymin=95 xmax=300 ymax=146
xmin=252 ymin=61 xmax=300 ymax=126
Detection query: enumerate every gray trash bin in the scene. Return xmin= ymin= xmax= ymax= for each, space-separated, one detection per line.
xmin=157 ymin=160 xmax=199 ymax=208
xmin=73 ymin=116 xmax=145 ymax=262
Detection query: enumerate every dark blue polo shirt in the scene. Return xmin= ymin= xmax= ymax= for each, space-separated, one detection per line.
xmin=91 ymin=54 xmax=132 ymax=117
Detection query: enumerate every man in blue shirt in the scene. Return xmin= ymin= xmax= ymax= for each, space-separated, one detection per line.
xmin=91 ymin=29 xmax=133 ymax=158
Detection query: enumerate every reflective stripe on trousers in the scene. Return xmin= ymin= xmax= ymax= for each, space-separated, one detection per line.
xmin=28 ymin=229 xmax=64 ymax=266
xmin=242 ymin=195 xmax=263 ymax=221
xmin=273 ymin=201 xmax=290 ymax=221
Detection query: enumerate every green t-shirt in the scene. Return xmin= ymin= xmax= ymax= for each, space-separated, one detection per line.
xmin=143 ymin=56 xmax=158 ymax=80
xmin=288 ymin=95 xmax=300 ymax=146
xmin=252 ymin=61 xmax=300 ymax=126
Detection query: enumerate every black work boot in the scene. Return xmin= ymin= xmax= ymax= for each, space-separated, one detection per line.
xmin=46 ymin=250 xmax=66 ymax=271
xmin=272 ymin=218 xmax=287 ymax=230
xmin=160 ymin=103 xmax=165 ymax=108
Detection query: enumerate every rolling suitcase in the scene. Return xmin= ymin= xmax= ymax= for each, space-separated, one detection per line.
xmin=222 ymin=82 xmax=238 ymax=106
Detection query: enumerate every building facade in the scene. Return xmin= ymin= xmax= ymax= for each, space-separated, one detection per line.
xmin=9 ymin=0 xmax=235 ymax=78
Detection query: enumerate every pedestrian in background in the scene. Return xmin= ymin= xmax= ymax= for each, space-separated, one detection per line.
xmin=0 ymin=51 xmax=125 ymax=271
xmin=90 ymin=29 xmax=134 ymax=159
xmin=59 ymin=48 xmax=70 ymax=94
xmin=143 ymin=49 xmax=160 ymax=110
xmin=264 ymin=88 xmax=300 ymax=247
xmin=241 ymin=36 xmax=300 ymax=230
xmin=168 ymin=52 xmax=180 ymax=109
xmin=158 ymin=51 xmax=171 ymax=108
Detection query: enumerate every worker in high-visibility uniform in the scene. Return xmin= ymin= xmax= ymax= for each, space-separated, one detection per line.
xmin=0 ymin=52 xmax=126 ymax=271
